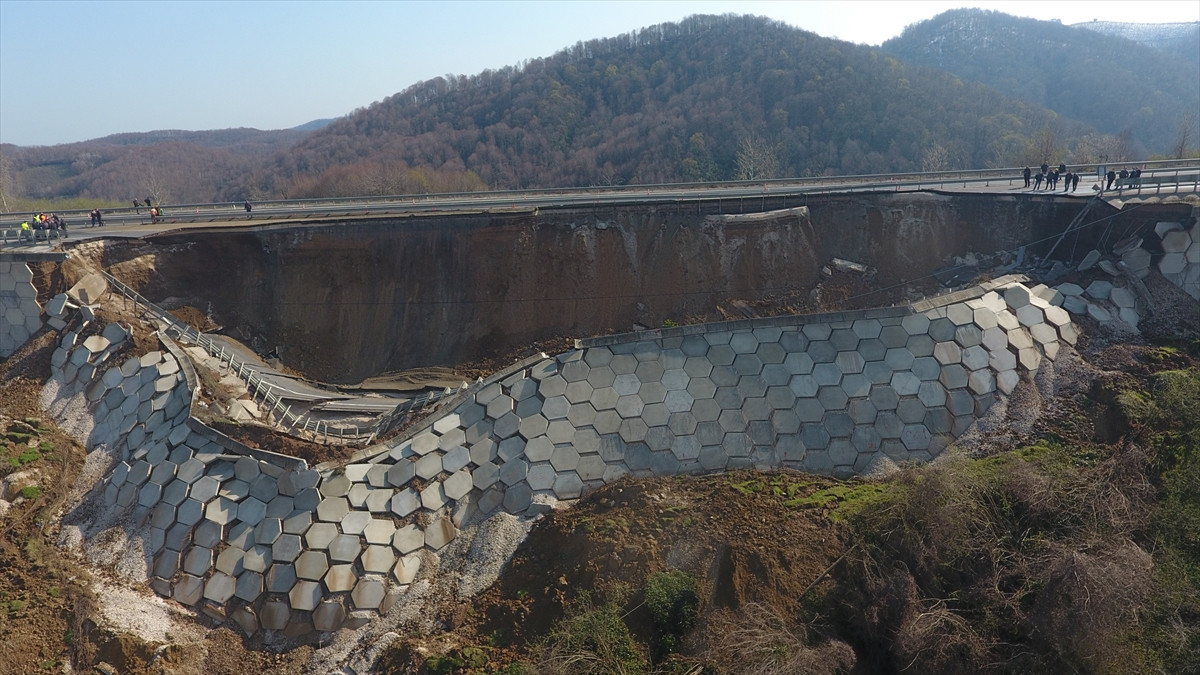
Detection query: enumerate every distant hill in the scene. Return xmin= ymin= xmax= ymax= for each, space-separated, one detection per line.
xmin=260 ymin=14 xmax=1106 ymax=194
xmin=0 ymin=125 xmax=318 ymax=207
xmin=291 ymin=118 xmax=337 ymax=132
xmin=883 ymin=9 xmax=1200 ymax=156
xmin=1072 ymin=20 xmax=1200 ymax=63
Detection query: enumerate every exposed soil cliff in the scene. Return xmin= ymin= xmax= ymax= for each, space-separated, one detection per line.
xmin=75 ymin=193 xmax=1188 ymax=384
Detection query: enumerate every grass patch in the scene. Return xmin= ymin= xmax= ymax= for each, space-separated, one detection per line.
xmin=783 ymin=482 xmax=891 ymax=521
xmin=535 ymin=591 xmax=646 ymax=674
xmin=19 ymin=485 xmax=42 ymax=500
xmin=645 ymin=570 xmax=699 ymax=659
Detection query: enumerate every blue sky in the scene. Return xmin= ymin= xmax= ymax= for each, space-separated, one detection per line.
xmin=1 ymin=0 xmax=1196 ymax=146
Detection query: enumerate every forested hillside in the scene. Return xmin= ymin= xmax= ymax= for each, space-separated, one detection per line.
xmin=0 ymin=125 xmax=320 ymax=208
xmin=4 ymin=12 xmax=1194 ymax=206
xmin=883 ymin=9 xmax=1200 ymax=156
xmin=260 ymin=14 xmax=1095 ymax=195
xmin=1074 ymin=20 xmax=1200 ymax=64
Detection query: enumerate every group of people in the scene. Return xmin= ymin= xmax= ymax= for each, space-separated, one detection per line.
xmin=18 ymin=213 xmax=68 ymax=238
xmin=89 ymin=209 xmax=105 ymax=227
xmin=1023 ymin=162 xmax=1148 ymax=194
xmin=128 ymin=198 xmax=169 ymax=222
xmin=1023 ymin=162 xmax=1080 ymax=193
xmin=1105 ymin=167 xmax=1142 ymax=191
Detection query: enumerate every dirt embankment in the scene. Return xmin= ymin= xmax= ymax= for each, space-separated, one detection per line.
xmin=74 ymin=193 xmax=1126 ymax=384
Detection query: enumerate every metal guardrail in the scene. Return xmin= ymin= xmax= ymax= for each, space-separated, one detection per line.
xmin=98 ymin=270 xmax=464 ymax=444
xmin=4 ymin=160 xmax=1198 ymax=230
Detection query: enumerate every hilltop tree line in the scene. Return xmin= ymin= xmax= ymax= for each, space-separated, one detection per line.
xmin=260 ymin=14 xmax=1099 ymax=195
xmin=883 ymin=9 xmax=1200 ymax=157
xmin=2 ymin=13 xmax=1196 ymax=207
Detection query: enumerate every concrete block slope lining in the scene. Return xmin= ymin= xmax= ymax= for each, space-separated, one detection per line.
xmin=0 ymin=261 xmax=45 ymax=358
xmin=46 ymin=272 xmax=1081 ymax=641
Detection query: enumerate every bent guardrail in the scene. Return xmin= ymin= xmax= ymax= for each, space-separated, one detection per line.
xmin=98 ymin=270 xmax=466 ymax=444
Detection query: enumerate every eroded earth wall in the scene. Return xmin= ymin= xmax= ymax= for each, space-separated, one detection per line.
xmin=127 ymin=193 xmax=1115 ymax=383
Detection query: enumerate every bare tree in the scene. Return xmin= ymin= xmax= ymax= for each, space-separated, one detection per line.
xmin=0 ymin=148 xmax=18 ymax=212
xmin=922 ymin=143 xmax=951 ymax=172
xmin=1029 ymin=125 xmax=1058 ymax=165
xmin=735 ymin=134 xmax=782 ymax=181
xmin=1171 ymin=112 xmax=1197 ymax=160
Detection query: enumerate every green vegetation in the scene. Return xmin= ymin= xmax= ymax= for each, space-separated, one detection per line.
xmin=423 ymin=646 xmax=489 ymax=673
xmin=812 ymin=366 xmax=1200 ymax=673
xmin=4 ymin=197 xmax=128 ymax=215
xmin=727 ymin=473 xmax=890 ymax=523
xmin=17 ymin=485 xmax=41 ymax=500
xmin=535 ymin=591 xmax=646 ymax=674
xmin=644 ymin=571 xmax=698 ymax=658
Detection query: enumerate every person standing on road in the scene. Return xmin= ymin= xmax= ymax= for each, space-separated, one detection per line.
xmin=1106 ymin=169 xmax=1116 ymax=191
xmin=1063 ymin=171 xmax=1072 ymax=193
xmin=1033 ymin=171 xmax=1043 ymax=190
xmin=244 ymin=200 xmax=253 ymax=218
xmin=1023 ymin=166 xmax=1031 ymax=188
xmin=132 ymin=199 xmax=140 ymax=214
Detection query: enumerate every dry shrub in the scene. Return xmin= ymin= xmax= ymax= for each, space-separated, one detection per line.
xmin=704 ymin=602 xmax=855 ymax=675
xmin=1029 ymin=541 xmax=1155 ymax=670
xmin=891 ymin=598 xmax=991 ymax=674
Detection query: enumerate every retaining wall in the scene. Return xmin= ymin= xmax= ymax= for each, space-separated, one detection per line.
xmin=0 ymin=259 xmax=44 ymax=357
xmin=44 ymin=271 xmax=1085 ymax=638
xmin=17 ymin=215 xmax=1198 ymax=640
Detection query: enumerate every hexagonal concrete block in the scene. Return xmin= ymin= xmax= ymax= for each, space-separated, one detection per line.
xmin=933 ymin=341 xmax=961 ymax=365
xmin=874 ymin=412 xmax=904 ymax=440
xmin=817 ymin=386 xmax=848 ymax=410
xmin=234 ymin=570 xmax=264 ymax=603
xmin=361 ymin=545 xmax=397 ymax=574
xmin=420 ymin=481 xmax=448 ymax=511
xmin=313 ymin=599 xmax=347 ymax=633
xmin=392 ymin=523 xmax=425 ymax=555
xmin=968 ymin=369 xmax=996 ymax=395
xmin=341 ymin=510 xmax=373 ymax=535
xmin=172 ymin=574 xmax=204 ymax=606
xmin=289 ymin=579 xmax=323 ymax=612
xmin=350 ymin=578 xmax=386 ymax=611
xmin=389 ymin=488 xmax=420 ymax=518
xmin=425 ymin=517 xmax=458 ymax=550
xmin=552 ymin=471 xmax=585 ymax=499
xmin=928 ymin=318 xmax=956 ymax=342
xmin=939 ymin=364 xmax=968 ymax=390
xmin=316 ymin=496 xmax=351 ymax=523
xmin=203 ymin=572 xmax=237 ymax=604
xmin=960 ymin=345 xmax=990 ymax=371
xmin=183 ymin=545 xmax=213 ymax=576
xmin=890 ymin=371 xmax=921 ymax=396
xmin=869 ymin=385 xmax=899 ymax=411
xmin=946 ymin=303 xmax=974 ymax=326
